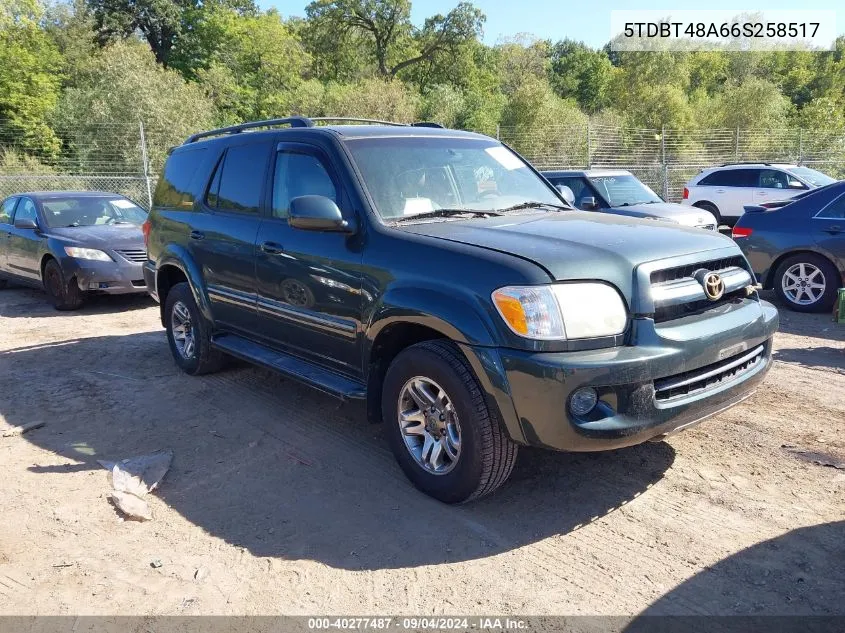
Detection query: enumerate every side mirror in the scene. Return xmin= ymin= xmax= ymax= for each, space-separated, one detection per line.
xmin=580 ymin=196 xmax=598 ymax=210
xmin=788 ymin=180 xmax=807 ymax=190
xmin=555 ymin=184 xmax=575 ymax=205
xmin=14 ymin=217 xmax=38 ymax=230
xmin=289 ymin=196 xmax=352 ymax=233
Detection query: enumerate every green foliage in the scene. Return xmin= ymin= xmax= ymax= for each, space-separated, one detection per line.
xmin=548 ymin=39 xmax=613 ymax=113
xmin=323 ymin=78 xmax=420 ymax=121
xmin=0 ymin=0 xmax=63 ymax=158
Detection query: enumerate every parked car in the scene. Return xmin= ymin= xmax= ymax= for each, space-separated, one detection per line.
xmin=0 ymin=191 xmax=149 ymax=310
xmin=682 ymin=163 xmax=836 ymax=226
xmin=732 ymin=180 xmax=845 ymax=312
xmin=143 ymin=116 xmax=778 ymax=503
xmin=542 ymin=169 xmax=717 ymax=230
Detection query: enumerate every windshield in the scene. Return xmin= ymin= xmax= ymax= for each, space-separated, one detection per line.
xmin=343 ymin=137 xmax=562 ymax=221
xmin=786 ymin=167 xmax=837 ymax=187
xmin=587 ymin=174 xmax=662 ymax=206
xmin=40 ymin=197 xmax=148 ymax=228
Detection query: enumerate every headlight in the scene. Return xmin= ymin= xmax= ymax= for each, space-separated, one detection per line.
xmin=64 ymin=246 xmax=113 ymax=261
xmin=492 ymin=283 xmax=627 ymax=340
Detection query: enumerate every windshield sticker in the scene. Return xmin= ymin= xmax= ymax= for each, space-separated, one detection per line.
xmin=112 ymin=199 xmax=136 ymax=209
xmin=402 ymin=198 xmax=436 ymax=216
xmin=485 ymin=146 xmax=524 ymax=171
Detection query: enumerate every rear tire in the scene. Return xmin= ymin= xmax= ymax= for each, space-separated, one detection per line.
xmin=164 ymin=282 xmax=224 ymax=375
xmin=382 ymin=340 xmax=517 ymax=503
xmin=43 ymin=259 xmax=85 ymax=311
xmin=693 ymin=201 xmax=722 ymax=227
xmin=773 ymin=253 xmax=839 ymax=313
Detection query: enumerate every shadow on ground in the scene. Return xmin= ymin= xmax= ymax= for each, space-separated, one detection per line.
xmin=1 ymin=332 xmax=675 ymax=571
xmin=773 ymin=346 xmax=844 ymax=373
xmin=0 ymin=287 xmax=154 ymax=317
xmin=625 ymin=521 xmax=845 ymax=625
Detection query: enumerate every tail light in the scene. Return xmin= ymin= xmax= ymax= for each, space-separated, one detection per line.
xmin=732 ymin=226 xmax=753 ymax=238
xmin=683 ymin=187 xmax=689 ymax=199
xmin=142 ymin=218 xmax=151 ymax=248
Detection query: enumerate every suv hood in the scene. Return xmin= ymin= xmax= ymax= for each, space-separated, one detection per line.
xmin=399 ymin=211 xmax=736 ymax=300
xmin=45 ymin=224 xmax=145 ymax=250
xmin=606 ymin=202 xmax=716 ymax=228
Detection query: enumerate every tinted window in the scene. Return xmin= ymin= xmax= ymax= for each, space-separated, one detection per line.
xmin=550 ymin=177 xmax=591 ymax=203
xmin=272 ymin=151 xmax=337 ymax=219
xmin=0 ymin=197 xmax=17 ymax=224
xmin=759 ymin=169 xmax=794 ymax=189
xmin=699 ymin=169 xmax=757 ymax=187
xmin=154 ymin=147 xmax=207 ymax=208
xmin=817 ymin=193 xmax=845 ymax=219
xmin=14 ymin=198 xmax=38 ymax=224
xmin=213 ymin=143 xmax=269 ymax=214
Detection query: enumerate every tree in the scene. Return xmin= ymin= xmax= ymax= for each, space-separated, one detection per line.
xmin=53 ymin=39 xmax=216 ymax=173
xmin=322 ymin=78 xmax=419 ymax=121
xmin=304 ymin=0 xmax=483 ymax=78
xmin=0 ymin=0 xmax=63 ymax=158
xmin=548 ymin=39 xmax=613 ymax=113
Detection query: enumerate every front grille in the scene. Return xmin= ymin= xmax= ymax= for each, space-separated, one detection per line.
xmin=116 ymin=249 xmax=147 ymax=263
xmin=650 ymin=256 xmax=745 ymax=285
xmin=654 ymin=345 xmax=765 ymax=401
xmin=654 ymin=288 xmax=746 ymax=323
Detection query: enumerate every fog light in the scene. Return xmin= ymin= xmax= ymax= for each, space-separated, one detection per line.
xmin=570 ymin=387 xmax=598 ymax=417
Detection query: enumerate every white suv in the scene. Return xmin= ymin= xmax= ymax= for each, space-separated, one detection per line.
xmin=682 ymin=163 xmax=836 ymax=226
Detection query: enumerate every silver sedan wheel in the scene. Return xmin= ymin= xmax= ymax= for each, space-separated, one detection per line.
xmin=782 ymin=262 xmax=826 ymax=306
xmin=171 ymin=300 xmax=196 ymax=359
xmin=397 ymin=376 xmax=462 ymax=475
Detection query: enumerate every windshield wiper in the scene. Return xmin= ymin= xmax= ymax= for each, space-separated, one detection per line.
xmin=391 ymin=208 xmax=502 ymax=223
xmin=618 ymin=200 xmax=656 ymax=207
xmin=495 ymin=201 xmax=571 ymax=213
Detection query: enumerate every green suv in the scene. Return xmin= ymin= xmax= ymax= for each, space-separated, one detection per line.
xmin=143 ymin=117 xmax=778 ymax=503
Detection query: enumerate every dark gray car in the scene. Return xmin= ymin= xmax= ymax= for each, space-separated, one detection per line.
xmin=0 ymin=191 xmax=149 ymax=310
xmin=543 ymin=169 xmax=718 ymax=230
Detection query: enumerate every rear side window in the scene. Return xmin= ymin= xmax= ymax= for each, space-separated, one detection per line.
xmin=817 ymin=193 xmax=845 ymax=219
xmin=0 ymin=197 xmax=17 ymax=224
xmin=699 ymin=169 xmax=757 ymax=187
xmin=205 ymin=142 xmax=269 ymax=214
xmin=154 ymin=148 xmax=207 ymax=208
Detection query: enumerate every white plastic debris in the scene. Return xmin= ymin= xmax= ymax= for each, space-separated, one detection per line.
xmin=99 ymin=451 xmax=172 ymax=521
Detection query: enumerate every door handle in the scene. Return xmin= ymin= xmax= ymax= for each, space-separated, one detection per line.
xmin=189 ymin=230 xmax=205 ymax=240
xmin=715 ymin=189 xmax=726 ymax=194
xmin=261 ymin=241 xmax=284 ymax=255
xmin=823 ymin=225 xmax=842 ymax=234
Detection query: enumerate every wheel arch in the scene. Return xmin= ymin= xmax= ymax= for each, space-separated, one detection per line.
xmin=154 ymin=245 xmax=212 ymax=326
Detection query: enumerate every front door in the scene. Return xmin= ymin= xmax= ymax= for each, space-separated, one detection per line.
xmin=254 ymin=142 xmax=364 ymax=377
xmin=191 ymin=139 xmax=272 ymax=333
xmin=0 ymin=197 xmax=18 ymax=275
xmin=753 ymin=169 xmax=806 ymax=206
xmin=5 ymin=197 xmax=43 ymax=282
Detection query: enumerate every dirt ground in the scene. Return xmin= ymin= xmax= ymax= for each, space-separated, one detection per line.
xmin=0 ymin=286 xmax=842 ymax=618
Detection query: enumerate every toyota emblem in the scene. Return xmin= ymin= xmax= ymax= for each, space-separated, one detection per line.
xmin=702 ymin=272 xmax=725 ymax=301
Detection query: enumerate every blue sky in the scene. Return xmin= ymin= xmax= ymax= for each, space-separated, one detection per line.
xmin=261 ymin=0 xmax=843 ymax=49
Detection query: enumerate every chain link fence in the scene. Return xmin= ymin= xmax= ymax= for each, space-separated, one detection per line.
xmin=2 ymin=118 xmax=845 ymax=206
xmin=499 ymin=124 xmax=845 ymax=201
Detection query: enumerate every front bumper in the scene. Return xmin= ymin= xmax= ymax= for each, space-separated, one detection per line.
xmin=461 ymin=298 xmax=778 ymax=452
xmin=65 ymin=256 xmax=147 ymax=295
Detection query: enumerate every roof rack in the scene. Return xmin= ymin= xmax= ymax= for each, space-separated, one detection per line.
xmin=719 ymin=161 xmax=773 ymax=167
xmin=184 ymin=117 xmax=314 ymax=143
xmin=184 ymin=116 xmax=447 ymax=144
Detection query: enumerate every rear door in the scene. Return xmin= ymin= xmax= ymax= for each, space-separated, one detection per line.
xmin=753 ymin=169 xmax=807 ymax=206
xmin=191 ymin=139 xmax=272 ymax=333
xmin=812 ymin=192 xmax=845 ymax=269
xmin=0 ymin=197 xmax=18 ymax=275
xmin=253 ymin=141 xmax=363 ymax=376
xmin=5 ymin=197 xmax=43 ymax=282
xmin=708 ymin=169 xmax=756 ymax=219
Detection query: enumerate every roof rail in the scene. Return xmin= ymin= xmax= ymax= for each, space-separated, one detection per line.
xmin=310 ymin=117 xmax=407 ymax=127
xmin=719 ymin=161 xmax=773 ymax=167
xmin=184 ymin=116 xmax=314 ymax=144
xmin=411 ymin=121 xmax=444 ymax=128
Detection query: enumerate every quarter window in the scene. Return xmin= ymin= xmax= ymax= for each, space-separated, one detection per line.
xmin=0 ymin=197 xmax=17 ymax=224
xmin=154 ymin=147 xmax=207 ymax=208
xmin=272 ymin=150 xmax=337 ymax=219
xmin=817 ymin=193 xmax=845 ymax=219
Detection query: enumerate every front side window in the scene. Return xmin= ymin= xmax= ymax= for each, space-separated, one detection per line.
xmin=205 ymin=142 xmax=269 ymax=214
xmin=272 ymin=151 xmax=337 ymax=219
xmin=759 ymin=169 xmax=794 ymax=189
xmin=40 ymin=196 xmax=147 ymax=228
xmin=14 ymin=198 xmax=38 ymax=224
xmin=587 ymin=174 xmax=661 ymax=207
xmin=344 ymin=137 xmax=561 ymax=220
xmin=0 ymin=197 xmax=17 ymax=224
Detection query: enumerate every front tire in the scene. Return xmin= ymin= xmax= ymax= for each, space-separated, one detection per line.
xmin=773 ymin=253 xmax=839 ymax=313
xmin=382 ymin=340 xmax=517 ymax=503
xmin=43 ymin=259 xmax=85 ymax=311
xmin=164 ymin=282 xmax=224 ymax=375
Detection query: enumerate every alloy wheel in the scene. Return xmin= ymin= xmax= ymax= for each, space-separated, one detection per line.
xmin=782 ymin=262 xmax=826 ymax=306
xmin=171 ymin=300 xmax=196 ymax=359
xmin=397 ymin=376 xmax=462 ymax=475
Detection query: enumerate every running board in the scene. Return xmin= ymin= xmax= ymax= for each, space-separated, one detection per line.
xmin=211 ymin=333 xmax=366 ymax=401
